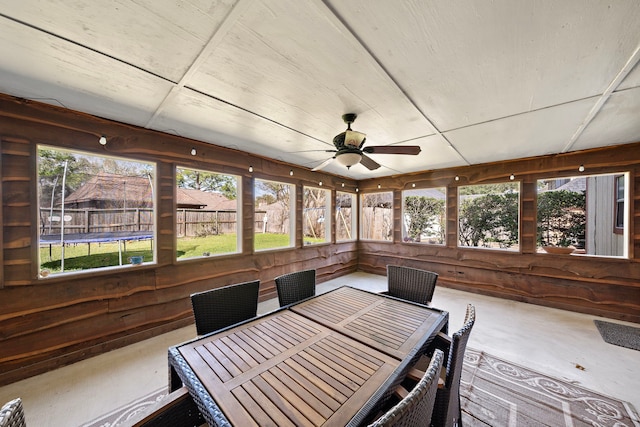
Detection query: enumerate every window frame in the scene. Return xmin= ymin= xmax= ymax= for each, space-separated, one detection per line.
xmin=37 ymin=145 xmax=157 ymax=278
xmin=336 ymin=191 xmax=357 ymax=242
xmin=302 ymin=185 xmax=331 ymax=245
xmin=175 ymin=166 xmax=242 ymax=261
xmin=457 ymin=181 xmax=520 ymax=251
xmin=536 ymin=172 xmax=629 ymax=258
xmin=401 ymin=187 xmax=447 ymax=245
xmin=254 ymin=178 xmax=295 ymax=251
xmin=359 ymin=191 xmax=394 ymax=242
xmin=613 ymin=174 xmax=625 ymax=235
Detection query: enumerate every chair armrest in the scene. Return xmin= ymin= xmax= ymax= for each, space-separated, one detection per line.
xmin=434 ymin=331 xmax=451 ymax=346
xmin=120 ymin=387 xmax=204 ymax=427
xmin=406 ymin=361 xmax=445 ymax=388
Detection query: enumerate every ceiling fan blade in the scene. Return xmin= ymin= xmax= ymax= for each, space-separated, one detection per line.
xmin=311 ymin=157 xmax=335 ymax=171
xmin=363 ymin=145 xmax=421 ymax=155
xmin=359 ymin=153 xmax=381 ymax=170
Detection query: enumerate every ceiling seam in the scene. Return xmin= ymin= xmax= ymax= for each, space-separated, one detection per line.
xmin=144 ymin=0 xmax=257 ymax=130
xmin=318 ymin=0 xmax=470 ymax=166
xmin=183 ymin=86 xmax=330 ymax=145
xmin=562 ymin=44 xmax=640 ymax=153
xmin=0 ymin=13 xmax=175 ymax=86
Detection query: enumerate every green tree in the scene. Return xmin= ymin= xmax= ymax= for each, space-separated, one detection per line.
xmin=404 ymin=196 xmax=445 ymax=243
xmin=537 ymin=190 xmax=586 ymax=247
xmin=177 ymin=168 xmax=237 ymax=199
xmin=38 ymin=148 xmax=89 ymax=209
xmin=459 ymin=192 xmax=519 ymax=248
xmin=256 ymin=180 xmax=290 ymax=208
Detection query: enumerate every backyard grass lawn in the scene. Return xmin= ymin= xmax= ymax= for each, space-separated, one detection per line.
xmin=39 ymin=233 xmax=296 ymax=272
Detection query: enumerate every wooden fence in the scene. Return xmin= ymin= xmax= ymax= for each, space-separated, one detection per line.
xmin=39 ymin=208 xmax=239 ymax=238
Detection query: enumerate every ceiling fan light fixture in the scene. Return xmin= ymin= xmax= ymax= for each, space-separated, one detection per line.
xmin=336 ymin=152 xmax=362 ymax=168
xmin=344 ymin=130 xmax=366 ymax=148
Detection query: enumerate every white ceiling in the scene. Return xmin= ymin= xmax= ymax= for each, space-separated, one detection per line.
xmin=1 ymin=0 xmax=639 ymax=179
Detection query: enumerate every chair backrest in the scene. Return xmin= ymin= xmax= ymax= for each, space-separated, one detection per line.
xmin=433 ymin=304 xmax=476 ymax=427
xmin=0 ymin=398 xmax=26 ymax=427
xmin=369 ymin=349 xmax=445 ymax=427
xmin=386 ymin=265 xmax=438 ymax=305
xmin=190 ymin=280 xmax=260 ymax=335
xmin=274 ymin=269 xmax=316 ymax=307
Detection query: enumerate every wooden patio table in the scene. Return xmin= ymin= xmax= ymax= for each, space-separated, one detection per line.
xmin=168 ymin=286 xmax=448 ymax=426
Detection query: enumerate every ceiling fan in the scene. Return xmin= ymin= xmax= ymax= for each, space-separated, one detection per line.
xmin=312 ymin=114 xmax=421 ymax=171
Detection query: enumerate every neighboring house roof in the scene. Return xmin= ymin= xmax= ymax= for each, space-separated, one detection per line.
xmin=176 ymin=188 xmax=206 ymax=209
xmin=64 ymin=172 xmax=152 ymax=206
xmin=177 ymin=188 xmax=236 ymax=210
xmin=540 ymin=177 xmax=586 ymax=193
xmin=555 ymin=177 xmax=586 ymax=192
xmin=65 ymin=173 xmax=235 ymax=209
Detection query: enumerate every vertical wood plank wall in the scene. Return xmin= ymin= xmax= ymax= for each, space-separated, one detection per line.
xmin=0 ymin=93 xmax=639 ymax=386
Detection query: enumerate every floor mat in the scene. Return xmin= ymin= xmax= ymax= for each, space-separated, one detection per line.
xmin=594 ymin=319 xmax=640 ymax=351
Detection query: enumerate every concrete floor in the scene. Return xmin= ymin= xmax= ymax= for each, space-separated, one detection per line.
xmin=1 ymin=272 xmax=638 ymax=426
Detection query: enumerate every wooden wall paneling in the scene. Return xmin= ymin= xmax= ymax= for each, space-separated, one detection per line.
xmin=156 ymin=162 xmax=175 ymax=265
xmin=632 ymin=166 xmax=639 ymax=259
xmin=242 ymin=174 xmax=255 ymax=257
xmin=0 ymin=93 xmax=637 ymax=387
xmin=295 ymin=182 xmax=303 ymax=248
xmin=1 ymin=299 xmax=109 ymax=343
xmin=392 ymin=189 xmax=402 ymax=243
xmin=330 ymin=188 xmax=336 ymax=243
xmin=0 ymin=295 xmax=186 ymax=370
xmin=357 ymin=143 xmax=640 ymax=324
xmin=0 ymin=317 xmax=194 ymax=387
xmin=446 ymin=185 xmax=458 ymax=248
xmin=520 ymin=180 xmax=537 ymax=253
xmin=0 ymin=137 xmax=2 ymax=288
xmin=2 ymin=137 xmax=32 ymax=285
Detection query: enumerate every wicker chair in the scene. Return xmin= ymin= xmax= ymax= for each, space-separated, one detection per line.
xmin=430 ymin=304 xmax=476 ymax=427
xmin=0 ymin=398 xmax=26 ymax=427
xmin=190 ymin=280 xmax=260 ymax=336
xmin=274 ymin=269 xmax=316 ymax=307
xmin=384 ymin=265 xmax=439 ymax=305
xmin=368 ymin=349 xmax=445 ymax=427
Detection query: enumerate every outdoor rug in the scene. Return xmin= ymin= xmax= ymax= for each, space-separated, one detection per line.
xmin=84 ymin=349 xmax=640 ymax=427
xmin=461 ymin=349 xmax=639 ymax=426
xmin=81 ymin=387 xmax=168 ymax=427
xmin=594 ymin=320 xmax=640 ymax=351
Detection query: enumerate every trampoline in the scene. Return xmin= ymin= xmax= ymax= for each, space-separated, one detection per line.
xmin=40 ymin=231 xmax=153 ymax=266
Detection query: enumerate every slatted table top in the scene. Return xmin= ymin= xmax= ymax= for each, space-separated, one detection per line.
xmin=169 ymin=286 xmax=449 ymax=426
xmin=290 ymin=286 xmax=448 ymax=359
xmin=172 ymin=310 xmax=401 ymax=426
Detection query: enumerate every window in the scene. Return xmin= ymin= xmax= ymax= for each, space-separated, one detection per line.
xmin=402 ymin=187 xmax=446 ymax=244
xmin=254 ymin=179 xmax=295 ymax=251
xmin=360 ymin=192 xmax=393 ymax=241
xmin=537 ymin=172 xmax=628 ymax=257
xmin=303 ymin=186 xmax=330 ymax=245
xmin=37 ymin=146 xmax=156 ymax=276
xmin=176 ymin=167 xmax=240 ymax=260
xmin=336 ymin=191 xmax=357 ymax=242
xmin=458 ymin=182 xmax=520 ymax=250
xmin=614 ymin=175 xmax=624 ymax=234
